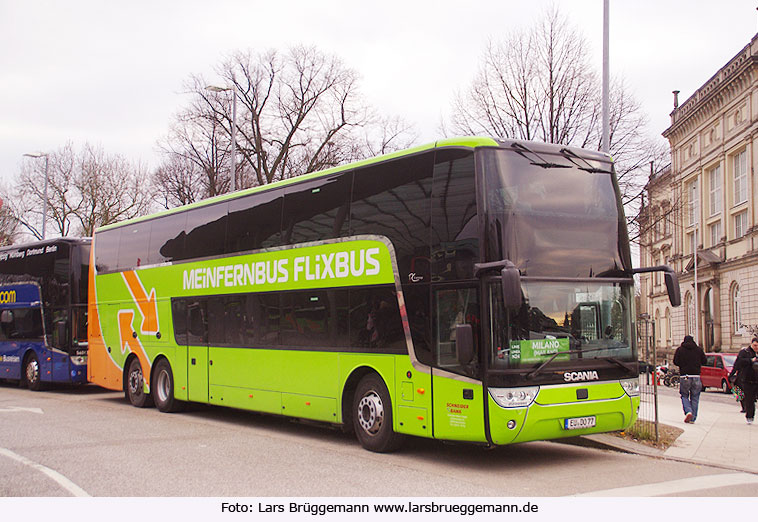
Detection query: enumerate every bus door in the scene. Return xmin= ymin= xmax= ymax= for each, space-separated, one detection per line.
xmin=185 ymin=299 xmax=209 ymax=403
xmin=430 ymin=286 xmax=487 ymax=442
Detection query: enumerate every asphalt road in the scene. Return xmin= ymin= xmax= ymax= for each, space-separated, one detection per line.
xmin=0 ymin=381 xmax=755 ymax=498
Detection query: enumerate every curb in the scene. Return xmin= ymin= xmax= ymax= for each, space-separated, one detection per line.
xmin=558 ymin=433 xmax=758 ymax=476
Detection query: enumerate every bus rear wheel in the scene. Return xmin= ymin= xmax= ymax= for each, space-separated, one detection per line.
xmin=153 ymin=359 xmax=184 ymax=413
xmin=24 ymin=353 xmax=42 ymax=391
xmin=352 ymin=374 xmax=404 ymax=453
xmin=126 ymin=357 xmax=153 ymax=408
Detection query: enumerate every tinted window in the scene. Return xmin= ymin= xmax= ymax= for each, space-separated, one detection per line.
xmin=186 ymin=299 xmax=207 ymax=345
xmin=117 ymin=221 xmax=151 ymax=270
xmin=432 ymin=149 xmax=478 ymax=281
xmin=207 ymin=296 xmax=225 ymax=344
xmin=403 ymin=284 xmax=432 ymax=365
xmin=95 ymin=229 xmax=121 ymax=273
xmin=0 ymin=308 xmax=44 ymax=340
xmin=226 ymin=191 xmax=283 ymax=254
xmin=183 ymin=202 xmax=228 ymax=261
xmin=350 ymin=152 xmax=434 ymax=282
xmin=282 ymin=174 xmax=352 ymax=245
xmin=149 ymin=212 xmax=187 ymax=265
xmin=171 ymin=299 xmax=187 ymax=345
xmin=349 ymin=286 xmax=404 ymax=352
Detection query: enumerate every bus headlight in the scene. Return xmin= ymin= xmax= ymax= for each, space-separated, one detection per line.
xmin=620 ymin=378 xmax=640 ymax=397
xmin=489 ymin=386 xmax=539 ymax=408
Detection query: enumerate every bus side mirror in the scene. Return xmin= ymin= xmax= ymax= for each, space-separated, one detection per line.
xmin=501 ymin=262 xmax=522 ymax=311
xmin=0 ymin=310 xmax=12 ymax=324
xmin=455 ymin=324 xmax=474 ymax=365
xmin=664 ymin=271 xmax=681 ymax=307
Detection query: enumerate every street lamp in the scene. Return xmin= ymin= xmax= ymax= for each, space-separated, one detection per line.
xmin=23 ymin=151 xmax=49 ymax=240
xmin=206 ymin=82 xmax=238 ymax=191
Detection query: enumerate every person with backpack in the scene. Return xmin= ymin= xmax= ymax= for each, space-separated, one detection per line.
xmin=673 ymin=335 xmax=707 ymax=423
xmin=732 ymin=337 xmax=758 ymax=424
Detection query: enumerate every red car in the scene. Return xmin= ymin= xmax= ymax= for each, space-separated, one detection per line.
xmin=700 ymin=353 xmax=739 ymax=393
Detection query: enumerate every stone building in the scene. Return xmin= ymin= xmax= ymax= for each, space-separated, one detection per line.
xmin=638 ymin=34 xmax=758 ymax=362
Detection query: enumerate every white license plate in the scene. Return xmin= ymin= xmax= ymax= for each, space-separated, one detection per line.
xmin=564 ymin=416 xmax=596 ymax=430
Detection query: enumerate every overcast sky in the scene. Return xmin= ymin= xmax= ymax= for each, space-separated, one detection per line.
xmin=1 ymin=0 xmax=757 ymax=187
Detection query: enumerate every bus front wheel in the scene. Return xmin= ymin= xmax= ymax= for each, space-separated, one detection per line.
xmin=153 ymin=359 xmax=184 ymax=413
xmin=24 ymin=353 xmax=42 ymax=391
xmin=126 ymin=358 xmax=153 ymax=408
xmin=352 ymin=374 xmax=404 ymax=453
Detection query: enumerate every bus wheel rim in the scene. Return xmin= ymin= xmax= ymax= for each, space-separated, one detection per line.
xmin=128 ymin=368 xmax=142 ymax=395
xmin=357 ymin=390 xmax=384 ymax=435
xmin=26 ymin=359 xmax=38 ymax=383
xmin=156 ymin=370 xmax=170 ymax=402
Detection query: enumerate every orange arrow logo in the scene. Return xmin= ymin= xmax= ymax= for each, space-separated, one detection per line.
xmin=118 ymin=310 xmax=151 ymax=386
xmin=122 ymin=271 xmax=159 ymax=334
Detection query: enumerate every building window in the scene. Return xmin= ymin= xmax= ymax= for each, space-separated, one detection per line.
xmin=709 ymin=165 xmax=722 ymax=216
xmin=687 ymin=231 xmax=696 ymax=255
xmin=685 ymin=292 xmax=694 ymax=336
xmin=734 ymin=211 xmax=748 ymax=239
xmin=733 ymin=150 xmax=747 ymax=205
xmin=709 ymin=221 xmax=721 ymax=246
xmin=731 ymin=283 xmax=741 ymax=334
xmin=665 ymin=308 xmax=672 ymax=346
xmin=688 ymin=179 xmax=699 ymax=225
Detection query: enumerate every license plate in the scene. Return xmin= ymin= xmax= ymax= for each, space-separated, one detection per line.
xmin=564 ymin=416 xmax=596 ymax=430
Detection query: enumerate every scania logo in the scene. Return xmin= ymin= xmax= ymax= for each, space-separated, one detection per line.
xmin=564 ymin=370 xmax=599 ymax=382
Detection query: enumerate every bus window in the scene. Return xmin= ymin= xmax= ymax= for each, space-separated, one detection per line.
xmin=149 ymin=212 xmax=188 ymax=265
xmin=207 ymin=297 xmax=225 ymax=345
xmin=183 ymin=203 xmax=228 ymax=261
xmin=95 ymin=228 xmax=121 ymax=273
xmin=117 ymin=221 xmax=151 ymax=270
xmin=226 ymin=192 xmax=283 ymax=254
xmin=282 ymin=174 xmax=352 ymax=246
xmin=349 ymin=287 xmax=404 ymax=352
xmin=186 ymin=300 xmax=208 ymax=345
xmin=1 ymin=308 xmax=44 ymax=340
xmin=434 ymin=287 xmax=479 ymax=376
xmin=172 ymin=299 xmax=187 ymax=345
xmin=432 ymin=149 xmax=478 ymax=281
xmin=350 ymin=152 xmax=434 ymax=282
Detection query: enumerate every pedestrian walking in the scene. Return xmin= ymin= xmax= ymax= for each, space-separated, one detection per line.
xmin=732 ymin=337 xmax=758 ymax=424
xmin=673 ymin=335 xmax=707 ymax=423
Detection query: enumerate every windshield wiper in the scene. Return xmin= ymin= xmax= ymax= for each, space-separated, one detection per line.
xmin=559 ymin=148 xmax=613 ymax=174
xmin=524 ymin=346 xmax=628 ymax=380
xmin=511 ymin=142 xmax=571 ymax=169
xmin=603 ymin=356 xmax=636 ymax=373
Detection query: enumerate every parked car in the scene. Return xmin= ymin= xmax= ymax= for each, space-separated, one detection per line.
xmin=700 ymin=353 xmax=739 ymax=393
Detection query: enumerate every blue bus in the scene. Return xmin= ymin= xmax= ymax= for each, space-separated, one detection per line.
xmin=0 ymin=238 xmax=91 ymax=390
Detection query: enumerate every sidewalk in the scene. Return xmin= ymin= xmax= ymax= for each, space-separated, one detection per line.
xmin=583 ymin=389 xmax=758 ymax=474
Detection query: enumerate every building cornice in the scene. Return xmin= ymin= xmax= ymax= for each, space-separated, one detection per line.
xmin=663 ymin=35 xmax=758 ymax=142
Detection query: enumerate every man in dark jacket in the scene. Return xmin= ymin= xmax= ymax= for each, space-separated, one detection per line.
xmin=733 ymin=337 xmax=758 ymax=424
xmin=673 ymin=335 xmax=707 ymax=423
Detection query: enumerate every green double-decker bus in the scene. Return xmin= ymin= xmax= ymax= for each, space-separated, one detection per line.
xmin=88 ymin=136 xmax=679 ymax=452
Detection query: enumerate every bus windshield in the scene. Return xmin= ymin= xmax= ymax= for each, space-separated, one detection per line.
xmin=482 ymin=148 xmax=629 ymax=277
xmin=488 ymin=280 xmax=635 ymax=370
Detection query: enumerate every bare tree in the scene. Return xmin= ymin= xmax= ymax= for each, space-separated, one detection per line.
xmin=155 ymin=44 xmax=416 ymax=205
xmin=0 ymin=187 xmax=19 ymax=246
xmin=448 ymin=6 xmax=666 ymax=239
xmin=14 ymin=143 xmax=153 ymax=238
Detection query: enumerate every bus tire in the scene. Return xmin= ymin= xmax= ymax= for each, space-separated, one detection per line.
xmin=352 ymin=373 xmax=404 ymax=453
xmin=126 ymin=357 xmax=153 ymax=408
xmin=153 ymin=359 xmax=184 ymax=413
xmin=24 ymin=353 xmax=42 ymax=391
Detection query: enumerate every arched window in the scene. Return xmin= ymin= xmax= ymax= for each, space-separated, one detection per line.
xmin=654 ymin=309 xmax=661 ymax=347
xmin=665 ymin=308 xmax=672 ymax=346
xmin=685 ymin=291 xmax=694 ymax=336
xmin=732 ymin=282 xmax=742 ymax=334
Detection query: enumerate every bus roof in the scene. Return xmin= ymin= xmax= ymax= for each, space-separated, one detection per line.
xmin=96 ymin=136 xmax=499 ymax=233
xmin=0 ymin=237 xmax=91 ymax=253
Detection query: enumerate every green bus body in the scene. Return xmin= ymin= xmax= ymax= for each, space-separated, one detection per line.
xmin=88 ymin=136 xmax=640 ymax=451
